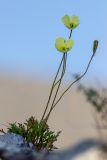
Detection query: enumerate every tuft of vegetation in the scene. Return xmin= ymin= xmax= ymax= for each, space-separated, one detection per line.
xmin=77 ymin=84 xmax=107 ymax=115
xmin=0 ymin=116 xmax=61 ymax=151
xmin=77 ymin=83 xmax=107 ymax=143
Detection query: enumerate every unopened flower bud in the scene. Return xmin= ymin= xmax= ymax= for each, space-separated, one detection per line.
xmin=93 ymin=40 xmax=99 ymax=55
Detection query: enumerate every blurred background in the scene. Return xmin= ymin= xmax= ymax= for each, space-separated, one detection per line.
xmin=0 ymin=0 xmax=106 ymax=149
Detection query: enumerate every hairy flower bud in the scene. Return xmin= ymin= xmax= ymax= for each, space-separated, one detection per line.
xmin=93 ymin=40 xmax=99 ymax=55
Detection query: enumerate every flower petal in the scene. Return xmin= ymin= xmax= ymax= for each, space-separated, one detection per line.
xmin=62 ymin=15 xmax=71 ymax=29
xmin=71 ymin=16 xmax=80 ymax=28
xmin=65 ymin=39 xmax=74 ymax=50
xmin=55 ymin=38 xmax=65 ymax=52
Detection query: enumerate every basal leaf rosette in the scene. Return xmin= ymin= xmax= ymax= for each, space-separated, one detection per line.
xmin=62 ymin=15 xmax=80 ymax=30
xmin=55 ymin=38 xmax=74 ymax=53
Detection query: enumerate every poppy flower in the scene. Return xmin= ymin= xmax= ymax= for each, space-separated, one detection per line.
xmin=55 ymin=38 xmax=74 ymax=53
xmin=62 ymin=15 xmax=80 ymax=30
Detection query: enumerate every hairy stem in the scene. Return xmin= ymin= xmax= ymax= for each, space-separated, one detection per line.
xmin=54 ymin=54 xmax=67 ymax=87
xmin=69 ymin=30 xmax=72 ymax=39
xmin=41 ymin=54 xmax=65 ymax=121
xmin=51 ymin=54 xmax=95 ymax=110
xmin=45 ymin=53 xmax=67 ymax=122
xmin=41 ymin=30 xmax=72 ymax=122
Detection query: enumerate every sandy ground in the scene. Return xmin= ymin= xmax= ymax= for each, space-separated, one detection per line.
xmin=0 ymin=75 xmax=99 ymax=149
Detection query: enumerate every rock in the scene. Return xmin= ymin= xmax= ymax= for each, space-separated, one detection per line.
xmin=0 ymin=133 xmax=36 ymax=159
xmin=0 ymin=134 xmax=105 ymax=160
xmin=0 ymin=133 xmax=49 ymax=160
xmin=0 ymin=133 xmax=28 ymax=147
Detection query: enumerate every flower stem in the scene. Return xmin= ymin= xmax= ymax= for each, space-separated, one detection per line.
xmin=45 ymin=53 xmax=67 ymax=122
xmin=69 ymin=30 xmax=72 ymax=39
xmin=41 ymin=54 xmax=65 ymax=121
xmin=42 ymin=30 xmax=72 ymax=122
xmin=51 ymin=54 xmax=95 ymax=110
xmin=54 ymin=54 xmax=67 ymax=87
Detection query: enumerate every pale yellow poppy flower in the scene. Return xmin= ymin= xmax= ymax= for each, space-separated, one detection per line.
xmin=62 ymin=15 xmax=80 ymax=30
xmin=55 ymin=38 xmax=74 ymax=53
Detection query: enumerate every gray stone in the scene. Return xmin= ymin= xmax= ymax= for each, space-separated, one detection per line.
xmin=0 ymin=133 xmax=27 ymax=147
xmin=0 ymin=133 xmax=105 ymax=160
xmin=0 ymin=133 xmax=48 ymax=160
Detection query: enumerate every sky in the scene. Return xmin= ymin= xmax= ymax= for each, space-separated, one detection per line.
xmin=0 ymin=0 xmax=107 ymax=83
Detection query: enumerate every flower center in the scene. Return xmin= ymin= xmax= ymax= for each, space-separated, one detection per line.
xmin=62 ymin=47 xmax=66 ymax=51
xmin=70 ymin=23 xmax=74 ymax=28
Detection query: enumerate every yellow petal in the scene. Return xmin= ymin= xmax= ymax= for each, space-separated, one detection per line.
xmin=55 ymin=38 xmax=65 ymax=52
xmin=65 ymin=39 xmax=74 ymax=50
xmin=62 ymin=15 xmax=71 ymax=29
xmin=72 ymin=16 xmax=80 ymax=28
